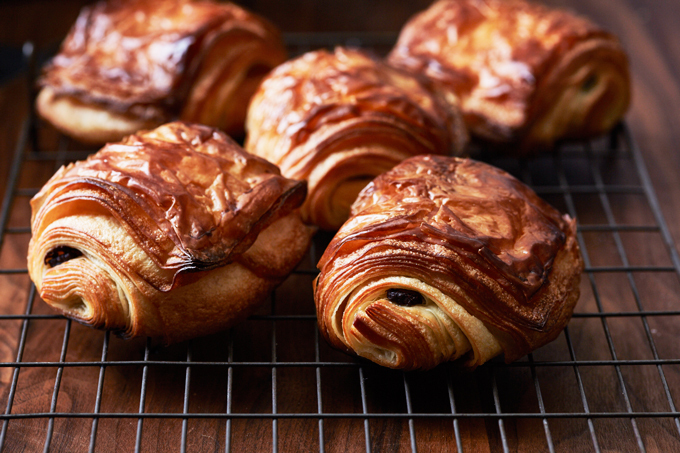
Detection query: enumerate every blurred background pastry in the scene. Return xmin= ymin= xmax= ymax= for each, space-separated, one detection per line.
xmin=36 ymin=0 xmax=287 ymax=144
xmin=387 ymin=0 xmax=631 ymax=152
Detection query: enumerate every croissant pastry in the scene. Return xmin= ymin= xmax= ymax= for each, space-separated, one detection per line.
xmin=387 ymin=0 xmax=630 ymax=151
xmin=36 ymin=0 xmax=286 ymax=144
xmin=27 ymin=122 xmax=312 ymax=343
xmin=245 ymin=47 xmax=467 ymax=231
xmin=314 ymin=155 xmax=583 ymax=370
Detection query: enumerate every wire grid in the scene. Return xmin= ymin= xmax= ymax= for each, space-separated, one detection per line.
xmin=0 ymin=38 xmax=679 ymax=452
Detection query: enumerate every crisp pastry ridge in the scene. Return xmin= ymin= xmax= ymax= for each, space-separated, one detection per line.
xmin=27 ymin=121 xmax=313 ymax=343
xmin=387 ymin=0 xmax=630 ymax=152
xmin=314 ymin=154 xmax=584 ymax=370
xmin=37 ymin=0 xmax=287 ymax=144
xmin=245 ymin=46 xmax=468 ymax=231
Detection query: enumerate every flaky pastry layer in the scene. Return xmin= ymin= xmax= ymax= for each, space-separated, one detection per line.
xmin=28 ymin=122 xmax=312 ymax=343
xmin=387 ymin=0 xmax=630 ymax=151
xmin=37 ymin=0 xmax=286 ymax=144
xmin=245 ymin=47 xmax=467 ymax=231
xmin=314 ymin=155 xmax=584 ymax=370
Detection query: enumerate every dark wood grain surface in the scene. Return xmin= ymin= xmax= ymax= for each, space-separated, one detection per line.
xmin=0 ymin=1 xmax=679 ymax=452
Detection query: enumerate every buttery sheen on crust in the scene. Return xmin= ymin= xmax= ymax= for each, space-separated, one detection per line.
xmin=28 ymin=122 xmax=312 ymax=343
xmin=37 ymin=0 xmax=286 ymax=144
xmin=245 ymin=47 xmax=467 ymax=231
xmin=314 ymin=155 xmax=584 ymax=370
xmin=387 ymin=0 xmax=630 ymax=151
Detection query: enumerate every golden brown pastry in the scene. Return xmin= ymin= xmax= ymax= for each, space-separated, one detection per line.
xmin=314 ymin=155 xmax=583 ymax=370
xmin=37 ymin=0 xmax=286 ymax=144
xmin=245 ymin=47 xmax=467 ymax=231
xmin=387 ymin=0 xmax=630 ymax=151
xmin=27 ymin=122 xmax=312 ymax=343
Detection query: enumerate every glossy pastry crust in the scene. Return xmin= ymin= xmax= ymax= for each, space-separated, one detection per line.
xmin=28 ymin=122 xmax=312 ymax=343
xmin=387 ymin=0 xmax=630 ymax=151
xmin=245 ymin=47 xmax=467 ymax=231
xmin=314 ymin=155 xmax=583 ymax=370
xmin=37 ymin=0 xmax=286 ymax=144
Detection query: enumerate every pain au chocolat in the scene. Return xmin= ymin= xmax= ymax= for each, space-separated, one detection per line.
xmin=387 ymin=0 xmax=630 ymax=152
xmin=27 ymin=122 xmax=313 ymax=343
xmin=314 ymin=155 xmax=583 ymax=370
xmin=245 ymin=47 xmax=467 ymax=231
xmin=36 ymin=0 xmax=286 ymax=144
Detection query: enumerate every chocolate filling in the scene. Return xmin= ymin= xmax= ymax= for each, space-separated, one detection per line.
xmin=386 ymin=288 xmax=424 ymax=307
xmin=582 ymin=74 xmax=598 ymax=92
xmin=45 ymin=246 xmax=82 ymax=267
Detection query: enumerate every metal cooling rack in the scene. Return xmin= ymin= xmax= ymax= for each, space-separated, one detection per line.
xmin=1 ymin=37 xmax=680 ymax=452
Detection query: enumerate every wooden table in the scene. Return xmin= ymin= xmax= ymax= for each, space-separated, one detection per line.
xmin=0 ymin=1 xmax=679 ymax=452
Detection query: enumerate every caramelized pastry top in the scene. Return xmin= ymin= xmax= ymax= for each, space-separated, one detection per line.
xmin=388 ymin=0 xmax=623 ymax=140
xmin=320 ymin=155 xmax=577 ymax=331
xmin=31 ymin=122 xmax=306 ymax=288
xmin=40 ymin=0 xmax=283 ymax=119
xmin=246 ymin=47 xmax=459 ymax=169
